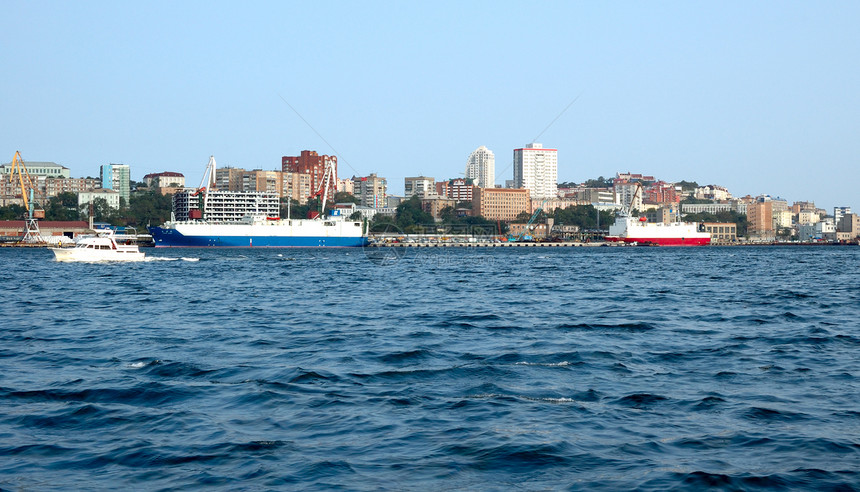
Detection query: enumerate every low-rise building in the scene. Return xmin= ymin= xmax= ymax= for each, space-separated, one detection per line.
xmin=508 ymin=222 xmax=549 ymax=239
xmin=421 ymin=195 xmax=457 ymax=220
xmin=78 ymin=188 xmax=121 ymax=210
xmin=404 ymin=176 xmax=436 ymax=197
xmin=568 ymin=187 xmax=615 ymax=204
xmin=681 ymin=200 xmax=747 ymax=215
xmin=701 ymin=222 xmax=738 ymax=244
xmin=798 ymin=219 xmax=837 ymax=241
xmin=143 ymin=172 xmax=185 ymax=189
xmin=694 ymin=185 xmax=732 ymax=201
xmin=0 ymin=220 xmax=91 ymax=241
xmin=532 ymin=197 xmax=582 ymax=213
xmin=0 ymin=160 xmax=70 ymax=178
xmin=797 ymin=210 xmax=819 ymax=225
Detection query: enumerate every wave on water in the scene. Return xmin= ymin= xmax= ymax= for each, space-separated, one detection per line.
xmin=1 ymin=247 xmax=858 ymax=490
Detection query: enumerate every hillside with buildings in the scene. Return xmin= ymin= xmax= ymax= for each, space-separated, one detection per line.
xmin=1 ymin=146 xmax=857 ymax=244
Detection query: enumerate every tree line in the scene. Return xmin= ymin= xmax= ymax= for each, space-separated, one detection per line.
xmin=0 ymin=190 xmax=173 ymax=227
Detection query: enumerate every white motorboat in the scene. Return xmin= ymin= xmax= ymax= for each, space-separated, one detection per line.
xmin=50 ymin=232 xmax=146 ymax=262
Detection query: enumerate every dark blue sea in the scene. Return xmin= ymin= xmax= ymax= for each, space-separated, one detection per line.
xmin=1 ymin=246 xmax=858 ymax=491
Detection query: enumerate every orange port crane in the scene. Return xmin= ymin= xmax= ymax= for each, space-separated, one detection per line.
xmin=9 ymin=151 xmax=46 ymax=243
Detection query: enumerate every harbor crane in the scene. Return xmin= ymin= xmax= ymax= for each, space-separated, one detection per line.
xmin=9 ymin=151 xmax=45 ymax=243
xmin=511 ymin=199 xmax=548 ymax=242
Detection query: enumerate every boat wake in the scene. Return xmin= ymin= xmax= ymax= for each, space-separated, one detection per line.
xmin=144 ymin=257 xmax=200 ymax=262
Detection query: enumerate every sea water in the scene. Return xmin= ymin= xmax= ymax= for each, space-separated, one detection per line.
xmin=1 ymin=246 xmax=858 ymax=490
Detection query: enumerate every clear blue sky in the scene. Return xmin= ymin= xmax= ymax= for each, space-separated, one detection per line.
xmin=3 ymin=1 xmax=858 ymax=211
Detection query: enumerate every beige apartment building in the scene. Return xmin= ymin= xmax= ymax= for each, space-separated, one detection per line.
xmin=472 ymin=187 xmax=530 ymax=221
xmin=747 ymin=201 xmax=774 ymax=240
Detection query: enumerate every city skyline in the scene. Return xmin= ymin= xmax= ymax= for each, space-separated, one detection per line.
xmin=2 ymin=2 xmax=858 ymax=211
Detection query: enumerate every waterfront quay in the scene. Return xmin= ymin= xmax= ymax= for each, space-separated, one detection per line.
xmin=368 ymin=240 xmax=610 ymax=248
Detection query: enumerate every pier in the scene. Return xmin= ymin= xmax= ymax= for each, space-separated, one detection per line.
xmin=366 ymin=240 xmax=614 ymax=248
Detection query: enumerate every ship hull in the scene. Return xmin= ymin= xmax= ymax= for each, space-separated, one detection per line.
xmin=605 ymin=236 xmax=710 ymax=246
xmin=149 ymin=219 xmax=368 ymax=248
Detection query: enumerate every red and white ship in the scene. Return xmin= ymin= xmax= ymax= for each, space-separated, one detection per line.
xmin=604 ymin=182 xmax=710 ymax=246
xmin=606 ymin=215 xmax=710 ymax=246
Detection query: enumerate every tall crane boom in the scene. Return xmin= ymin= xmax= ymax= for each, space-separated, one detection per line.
xmin=8 ymin=151 xmax=45 ymax=243
xmin=308 ymin=158 xmax=335 ymax=219
xmin=9 ymin=151 xmax=38 ymax=215
xmin=512 ymin=199 xmax=548 ymax=242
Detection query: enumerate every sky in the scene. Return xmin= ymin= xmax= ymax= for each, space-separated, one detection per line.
xmin=2 ymin=1 xmax=858 ymax=211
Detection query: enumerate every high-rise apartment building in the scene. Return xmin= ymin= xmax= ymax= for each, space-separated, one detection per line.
xmin=465 ymin=146 xmax=495 ymax=188
xmin=282 ymin=151 xmax=337 ymax=200
xmin=212 ymin=167 xmax=314 ymax=205
xmin=513 ymin=143 xmax=557 ymax=199
xmin=100 ymin=163 xmax=130 ymax=203
xmin=353 ymin=173 xmax=387 ymax=208
xmin=614 ymin=181 xmax=644 ymax=212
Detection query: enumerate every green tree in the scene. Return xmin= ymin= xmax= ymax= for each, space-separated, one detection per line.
xmin=125 ymin=190 xmax=173 ymax=227
xmin=281 ymin=197 xmax=322 ymax=219
xmin=439 ymin=206 xmax=455 ymax=223
xmin=682 ymin=210 xmax=748 ymax=236
xmin=514 ymin=210 xmax=533 ymax=222
xmin=552 ymin=205 xmax=614 ymax=230
xmin=334 ymin=191 xmax=360 ymax=204
xmin=44 ymin=192 xmax=82 ymax=221
xmin=680 ymin=197 xmax=712 ymax=205
xmin=584 ymin=176 xmax=614 ymax=188
xmin=83 ymin=198 xmax=119 ymax=224
xmin=395 ymin=196 xmax=434 ymax=233
xmin=0 ymin=204 xmax=27 ymax=220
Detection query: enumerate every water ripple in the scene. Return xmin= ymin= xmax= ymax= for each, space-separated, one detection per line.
xmin=1 ymin=246 xmax=858 ymax=490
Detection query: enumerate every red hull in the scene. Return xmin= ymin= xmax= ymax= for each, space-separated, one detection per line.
xmin=605 ymin=236 xmax=710 ymax=246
